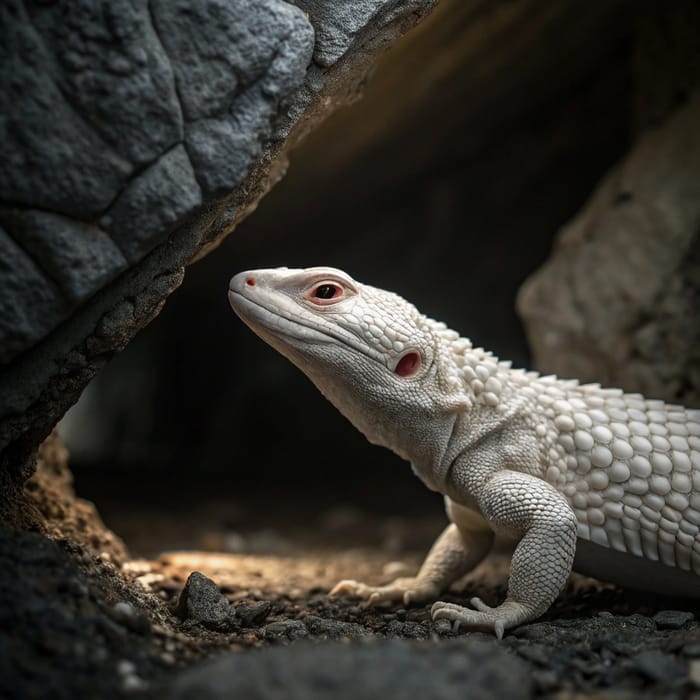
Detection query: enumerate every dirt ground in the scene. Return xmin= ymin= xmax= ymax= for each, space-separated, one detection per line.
xmin=4 ymin=456 xmax=700 ymax=699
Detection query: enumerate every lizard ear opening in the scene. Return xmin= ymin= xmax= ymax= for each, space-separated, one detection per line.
xmin=394 ymin=351 xmax=421 ymax=377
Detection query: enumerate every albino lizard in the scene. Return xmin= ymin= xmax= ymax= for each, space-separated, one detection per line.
xmin=228 ymin=266 xmax=700 ymax=638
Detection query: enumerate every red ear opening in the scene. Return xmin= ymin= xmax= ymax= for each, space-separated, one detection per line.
xmin=394 ymin=351 xmax=421 ymax=377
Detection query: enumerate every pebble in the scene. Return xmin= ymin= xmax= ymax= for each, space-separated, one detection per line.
xmin=653 ymin=610 xmax=695 ymax=630
xmin=630 ymin=650 xmax=687 ymax=683
xmin=175 ymin=571 xmax=235 ymax=630
xmin=235 ymin=600 xmax=272 ymax=627
xmin=433 ymin=619 xmax=453 ymax=635
xmin=262 ymin=619 xmax=309 ymax=640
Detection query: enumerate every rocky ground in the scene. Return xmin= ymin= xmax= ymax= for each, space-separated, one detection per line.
xmin=3 ymin=480 xmax=700 ymax=700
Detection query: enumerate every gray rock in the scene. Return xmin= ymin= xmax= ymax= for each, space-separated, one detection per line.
xmin=0 ymin=228 xmax=68 ymax=365
xmin=629 ymin=650 xmax=687 ymax=683
xmin=518 ymin=95 xmax=700 ymax=405
xmin=151 ymin=0 xmax=312 ymax=122
xmin=0 ymin=210 xmax=127 ymax=305
xmin=0 ymin=1 xmax=131 ymax=217
xmin=302 ymin=614 xmax=370 ymax=639
xmin=185 ymin=116 xmax=265 ymax=196
xmin=0 ymin=0 xmax=436 ymax=491
xmin=295 ymin=0 xmax=414 ymax=67
xmin=235 ymin=600 xmax=273 ymax=627
xmin=175 ymin=572 xmax=234 ymax=630
xmin=164 ymin=638 xmax=531 ymax=700
xmin=27 ymin=0 xmax=183 ymax=167
xmin=262 ymin=619 xmax=309 ymax=641
xmin=101 ymin=145 xmax=202 ymax=264
xmin=653 ymin=610 xmax=695 ymax=630
xmin=151 ymin=0 xmax=314 ymax=194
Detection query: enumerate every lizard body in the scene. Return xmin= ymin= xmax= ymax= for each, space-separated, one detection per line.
xmin=228 ymin=266 xmax=700 ymax=637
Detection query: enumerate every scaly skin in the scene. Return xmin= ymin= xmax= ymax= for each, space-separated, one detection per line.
xmin=228 ymin=266 xmax=700 ymax=638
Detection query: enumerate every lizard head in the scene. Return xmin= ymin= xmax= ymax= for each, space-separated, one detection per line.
xmin=228 ymin=266 xmax=472 ymax=456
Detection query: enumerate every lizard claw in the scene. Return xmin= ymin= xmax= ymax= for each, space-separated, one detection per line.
xmin=431 ymin=599 xmax=529 ymax=640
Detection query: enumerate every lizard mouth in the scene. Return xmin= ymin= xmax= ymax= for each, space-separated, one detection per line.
xmin=228 ymin=289 xmax=387 ymax=366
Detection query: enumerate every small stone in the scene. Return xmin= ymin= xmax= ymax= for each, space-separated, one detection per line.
xmin=433 ymin=618 xmax=453 ymax=635
xmin=262 ymin=619 xmax=309 ymax=641
xmin=235 ymin=600 xmax=272 ymax=627
xmin=630 ymin=650 xmax=687 ymax=682
xmin=303 ymin=615 xmax=369 ymax=639
xmin=175 ymin=571 xmax=234 ymax=630
xmin=653 ymin=610 xmax=694 ymax=630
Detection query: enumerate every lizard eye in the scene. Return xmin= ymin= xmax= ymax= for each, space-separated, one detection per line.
xmin=394 ymin=351 xmax=421 ymax=377
xmin=308 ymin=281 xmax=345 ymax=305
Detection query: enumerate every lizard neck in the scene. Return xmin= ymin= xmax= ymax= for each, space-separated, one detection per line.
xmin=305 ymin=329 xmax=519 ymax=494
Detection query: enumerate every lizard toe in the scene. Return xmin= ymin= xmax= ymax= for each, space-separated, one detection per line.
xmin=469 ymin=596 xmax=495 ymax=613
xmin=430 ymin=600 xmax=523 ymax=639
xmin=329 ymin=579 xmax=371 ymax=598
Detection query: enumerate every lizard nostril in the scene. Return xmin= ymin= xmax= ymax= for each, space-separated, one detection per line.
xmin=245 ymin=277 xmax=256 ymax=287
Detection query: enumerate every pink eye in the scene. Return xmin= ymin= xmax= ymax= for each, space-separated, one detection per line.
xmin=394 ymin=351 xmax=421 ymax=377
xmin=308 ymin=282 xmax=345 ymax=304
xmin=315 ymin=284 xmax=341 ymax=299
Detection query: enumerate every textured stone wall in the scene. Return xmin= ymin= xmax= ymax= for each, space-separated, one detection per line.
xmin=518 ymin=95 xmax=700 ymax=406
xmin=0 ymin=0 xmax=437 ymax=482
xmin=518 ymin=0 xmax=700 ymax=407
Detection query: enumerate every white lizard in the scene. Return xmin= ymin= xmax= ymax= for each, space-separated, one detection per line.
xmin=228 ymin=266 xmax=700 ymax=638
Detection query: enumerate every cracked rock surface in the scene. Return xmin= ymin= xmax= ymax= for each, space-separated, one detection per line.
xmin=0 ymin=0 xmax=437 ymax=488
xmin=518 ymin=83 xmax=700 ymax=408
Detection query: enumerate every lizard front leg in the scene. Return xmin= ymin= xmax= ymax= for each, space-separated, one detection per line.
xmin=330 ymin=522 xmax=494 ymax=606
xmin=432 ymin=470 xmax=577 ymax=639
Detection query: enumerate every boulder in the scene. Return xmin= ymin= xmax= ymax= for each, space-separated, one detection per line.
xmin=518 ymin=95 xmax=700 ymax=406
xmin=0 ymin=0 xmax=438 ymax=495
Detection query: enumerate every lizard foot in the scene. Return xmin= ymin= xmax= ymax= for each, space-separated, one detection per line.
xmin=330 ymin=577 xmax=440 ymax=606
xmin=431 ymin=598 xmax=532 ymax=640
